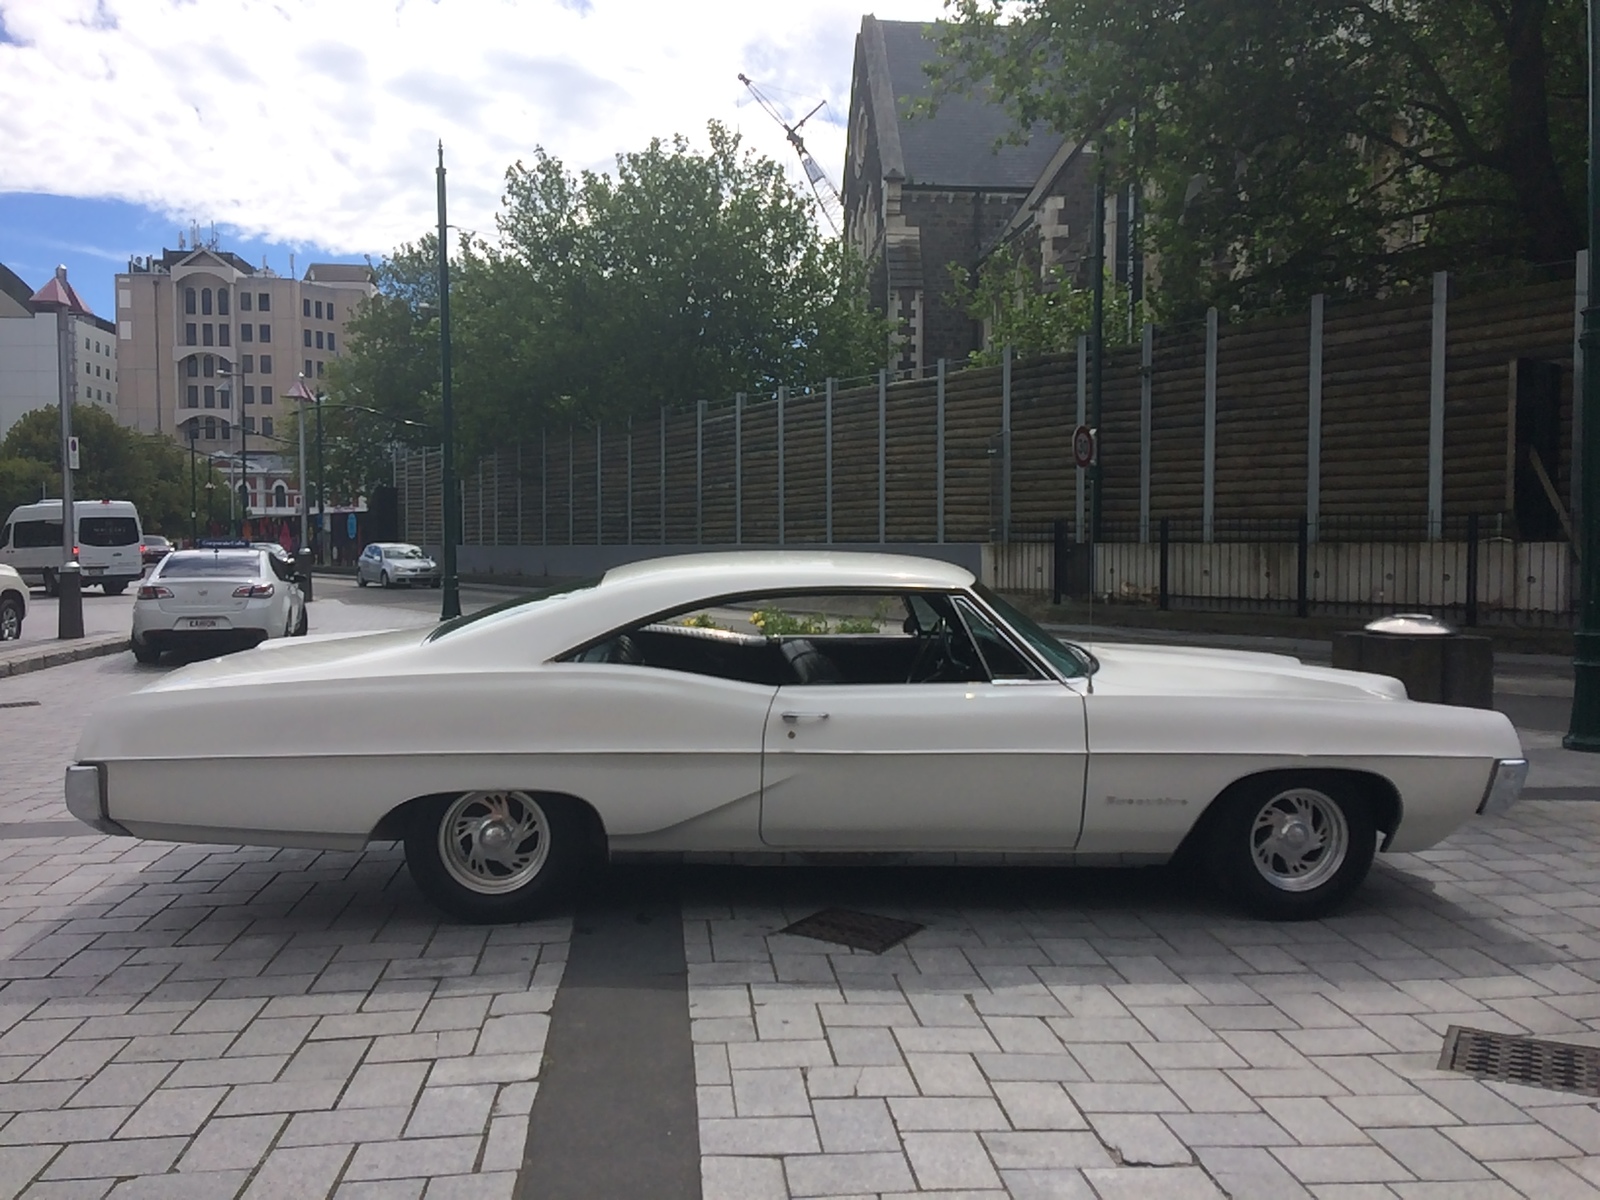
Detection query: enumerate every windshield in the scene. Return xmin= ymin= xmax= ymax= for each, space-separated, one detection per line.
xmin=158 ymin=552 xmax=262 ymax=578
xmin=386 ymin=545 xmax=425 ymax=559
xmin=427 ymin=578 xmax=600 ymax=641
xmin=974 ymin=584 xmax=1091 ymax=679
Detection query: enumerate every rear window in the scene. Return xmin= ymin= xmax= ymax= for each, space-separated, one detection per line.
xmin=12 ymin=520 xmax=62 ymax=549
xmin=79 ymin=517 xmax=140 ymax=547
xmin=158 ymin=552 xmax=262 ymax=578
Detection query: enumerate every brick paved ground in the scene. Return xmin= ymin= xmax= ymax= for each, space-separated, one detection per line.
xmin=3 ymin=581 xmax=1600 ymax=1197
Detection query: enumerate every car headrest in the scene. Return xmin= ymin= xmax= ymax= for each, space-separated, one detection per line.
xmin=779 ymin=638 xmax=842 ymax=685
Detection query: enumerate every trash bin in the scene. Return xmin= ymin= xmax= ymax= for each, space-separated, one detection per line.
xmin=1330 ymin=613 xmax=1493 ymax=708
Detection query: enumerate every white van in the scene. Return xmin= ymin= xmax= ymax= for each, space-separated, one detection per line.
xmin=0 ymin=500 xmax=145 ymax=595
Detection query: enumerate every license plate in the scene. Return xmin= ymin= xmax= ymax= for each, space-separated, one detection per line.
xmin=83 ymin=566 xmax=105 ymax=575
xmin=181 ymin=617 xmax=220 ymax=629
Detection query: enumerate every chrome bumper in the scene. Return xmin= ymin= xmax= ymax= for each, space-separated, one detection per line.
xmin=64 ymin=764 xmax=130 ymax=836
xmin=1478 ymin=758 xmax=1529 ymax=816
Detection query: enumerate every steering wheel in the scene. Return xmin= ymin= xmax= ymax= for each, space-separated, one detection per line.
xmin=906 ymin=625 xmax=960 ymax=683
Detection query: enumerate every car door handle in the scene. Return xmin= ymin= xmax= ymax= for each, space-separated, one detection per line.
xmin=780 ymin=711 xmax=830 ymax=723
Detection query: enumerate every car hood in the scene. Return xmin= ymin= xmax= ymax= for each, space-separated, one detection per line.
xmin=1082 ymin=641 xmax=1408 ymax=701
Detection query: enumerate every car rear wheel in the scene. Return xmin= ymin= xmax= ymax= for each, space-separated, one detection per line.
xmin=404 ymin=790 xmax=586 ymax=923
xmin=0 ymin=596 xmax=21 ymax=641
xmin=103 ymin=582 xmax=127 ymax=596
xmin=130 ymin=638 xmax=160 ymax=665
xmin=1204 ymin=774 xmax=1376 ymax=921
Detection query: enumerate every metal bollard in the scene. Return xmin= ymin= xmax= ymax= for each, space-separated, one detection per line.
xmin=296 ymin=548 xmax=314 ymax=603
xmin=57 ymin=561 xmax=84 ymax=640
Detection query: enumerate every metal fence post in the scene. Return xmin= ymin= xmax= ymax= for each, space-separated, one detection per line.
xmin=1203 ymin=308 xmax=1217 ymax=543
xmin=540 ymin=427 xmax=547 ymax=546
xmin=1296 ymin=514 xmax=1309 ymax=619
xmin=735 ymin=394 xmax=743 ymax=545
xmin=936 ymin=359 xmax=946 ymax=544
xmin=595 ymin=423 xmax=603 ymax=547
xmin=696 ymin=400 xmax=705 ymax=545
xmin=825 ymin=378 xmax=834 ymax=545
xmin=1428 ymin=270 xmax=1448 ymax=541
xmin=1139 ymin=323 xmax=1153 ymax=543
xmin=566 ymin=426 xmax=574 ymax=546
xmin=1466 ymin=512 xmax=1480 ymax=626
xmin=1001 ymin=347 xmax=1012 ymax=541
xmin=1159 ymin=516 xmax=1170 ymax=610
xmin=626 ymin=416 xmax=633 ymax=545
xmin=1052 ymin=517 xmax=1067 ymax=605
xmin=777 ymin=386 xmax=786 ymax=546
xmin=516 ymin=443 xmax=523 ymax=546
xmin=659 ymin=407 xmax=667 ymax=545
xmin=877 ymin=370 xmax=887 ymax=544
xmin=1076 ymin=335 xmax=1087 ymax=543
xmin=1308 ymin=294 xmax=1324 ymax=544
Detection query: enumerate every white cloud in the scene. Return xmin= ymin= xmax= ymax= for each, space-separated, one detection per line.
xmin=0 ymin=0 xmax=949 ymax=256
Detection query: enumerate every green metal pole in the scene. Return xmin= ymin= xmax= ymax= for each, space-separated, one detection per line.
xmin=437 ymin=142 xmax=461 ymax=620
xmin=1568 ymin=0 xmax=1600 ymax=749
xmin=1090 ymin=158 xmax=1106 ymax=543
xmin=188 ymin=426 xmax=197 ymax=544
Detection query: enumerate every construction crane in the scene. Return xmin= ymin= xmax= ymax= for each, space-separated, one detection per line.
xmin=739 ymin=73 xmax=845 ymax=235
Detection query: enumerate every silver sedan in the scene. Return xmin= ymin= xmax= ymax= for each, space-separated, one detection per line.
xmin=356 ymin=542 xmax=441 ymax=588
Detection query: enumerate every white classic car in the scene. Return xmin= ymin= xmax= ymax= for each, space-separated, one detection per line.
xmin=67 ymin=552 xmax=1527 ymax=923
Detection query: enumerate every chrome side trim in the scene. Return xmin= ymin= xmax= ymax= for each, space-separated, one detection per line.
xmin=1478 ymin=758 xmax=1529 ymax=816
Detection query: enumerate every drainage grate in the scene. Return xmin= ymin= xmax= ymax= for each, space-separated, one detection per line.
xmin=0 ymin=701 xmax=40 ymax=710
xmin=1439 ymin=1025 xmax=1600 ymax=1098
xmin=781 ymin=908 xmax=924 ymax=954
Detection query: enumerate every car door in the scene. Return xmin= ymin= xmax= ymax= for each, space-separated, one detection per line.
xmin=758 ymin=591 xmax=1089 ymax=850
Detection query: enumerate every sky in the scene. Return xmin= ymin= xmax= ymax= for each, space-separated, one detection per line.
xmin=0 ymin=0 xmax=950 ymax=318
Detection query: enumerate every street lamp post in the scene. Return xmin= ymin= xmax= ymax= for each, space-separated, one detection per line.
xmin=437 ymin=143 xmax=461 ymax=620
xmin=186 ymin=420 xmax=198 ymax=544
xmin=204 ymin=479 xmax=216 ymax=533
xmin=1568 ymin=1 xmax=1600 ymax=749
xmin=214 ymin=362 xmax=249 ymax=538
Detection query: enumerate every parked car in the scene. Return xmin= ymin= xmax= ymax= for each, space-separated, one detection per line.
xmin=356 ymin=543 xmax=440 ymax=588
xmin=0 ymin=499 xmax=144 ymax=595
xmin=68 ymin=552 xmax=1526 ymax=924
xmin=0 ymin=564 xmax=26 ymax=641
xmin=129 ymin=544 xmax=307 ymax=664
xmin=141 ymin=535 xmax=173 ymax=567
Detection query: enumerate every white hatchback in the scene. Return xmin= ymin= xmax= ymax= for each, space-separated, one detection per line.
xmin=131 ymin=546 xmax=306 ymax=664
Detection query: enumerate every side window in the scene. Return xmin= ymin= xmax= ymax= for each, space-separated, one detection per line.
xmin=954 ymin=598 xmax=1043 ymax=681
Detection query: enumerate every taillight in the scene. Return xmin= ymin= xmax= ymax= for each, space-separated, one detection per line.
xmin=232 ymin=583 xmax=275 ymax=598
xmin=137 ymin=585 xmax=172 ymax=599
xmin=139 ymin=544 xmax=146 ymax=555
xmin=72 ymin=545 xmax=79 ymax=558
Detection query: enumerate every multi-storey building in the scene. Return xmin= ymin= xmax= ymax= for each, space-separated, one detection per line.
xmin=0 ymin=263 xmax=118 ymax=441
xmin=113 ymin=246 xmax=375 ymax=459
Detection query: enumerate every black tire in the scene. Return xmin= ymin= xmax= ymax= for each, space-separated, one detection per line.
xmin=357 ymin=574 xmax=368 ymax=588
xmin=1203 ymin=772 xmax=1377 ymax=921
xmin=103 ymin=582 xmax=127 ymax=596
xmin=404 ymin=790 xmax=589 ymax=923
xmin=380 ymin=571 xmax=390 ymax=589
xmin=293 ymin=606 xmax=308 ymax=636
xmin=0 ymin=596 xmax=21 ymax=641
xmin=130 ymin=638 xmax=161 ymax=665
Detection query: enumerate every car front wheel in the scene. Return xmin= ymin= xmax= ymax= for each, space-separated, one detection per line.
xmin=1204 ymin=774 xmax=1377 ymax=921
xmin=380 ymin=571 xmax=390 ymax=589
xmin=404 ymin=790 xmax=587 ymax=923
xmin=0 ymin=596 xmax=21 ymax=641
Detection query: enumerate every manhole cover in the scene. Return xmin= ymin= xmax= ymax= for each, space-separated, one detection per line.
xmin=1440 ymin=1025 xmax=1600 ymax=1098
xmin=0 ymin=701 xmax=40 ymax=710
xmin=781 ymin=908 xmax=924 ymax=954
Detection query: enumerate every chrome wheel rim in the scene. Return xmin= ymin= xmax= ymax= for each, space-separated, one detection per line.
xmin=0 ymin=605 xmax=17 ymax=640
xmin=437 ymin=791 xmax=550 ymax=895
xmin=1250 ymin=787 xmax=1348 ymax=892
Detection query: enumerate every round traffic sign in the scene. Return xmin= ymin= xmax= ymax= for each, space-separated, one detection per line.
xmin=1072 ymin=424 xmax=1095 ymax=469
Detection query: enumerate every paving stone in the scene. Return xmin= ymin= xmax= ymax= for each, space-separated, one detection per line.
xmin=698 ymin=1116 xmax=820 ymax=1156
xmin=889 ymin=1096 xmax=1010 ymax=1132
xmin=103 ymin=1171 xmax=250 ymax=1198
xmin=1261 ymin=1097 xmax=1370 ymax=1146
xmin=1371 ymin=1127 xmax=1494 ymax=1182
xmin=403 ymin=1086 xmax=495 ymax=1139
xmin=981 ymin=1131 xmax=1115 ymax=1170
xmin=1270 ymin=1145 xmax=1414 ymax=1184
xmin=341 ymin=1135 xmax=482 ymax=1181
xmin=42 ymin=1137 xmax=185 ymax=1180
xmin=1089 ymin=1113 xmax=1194 ymax=1166
xmin=783 ymin=1150 xmax=917 ymax=1196
xmin=0 ymin=1108 xmax=128 ymax=1146
xmin=1438 ymin=1122 xmax=1579 ymax=1160
xmin=732 ymin=1069 xmax=811 ymax=1118
xmin=115 ymin=1086 xmax=225 ymax=1139
xmin=177 ymin=1113 xmax=286 ymax=1173
xmin=215 ymin=1080 xmax=342 ymax=1117
xmin=811 ymin=1098 xmax=899 ymax=1153
xmin=419 ymin=1174 xmax=517 ymax=1200
xmin=702 ymin=1154 xmax=788 ymax=1200
xmin=903 ymin=1131 xmax=1002 ymax=1190
xmin=1082 ymin=1165 xmax=1227 ymax=1198
xmin=341 ymin=1061 xmax=429 ymax=1111
xmin=279 ymin=1106 xmax=411 ymax=1147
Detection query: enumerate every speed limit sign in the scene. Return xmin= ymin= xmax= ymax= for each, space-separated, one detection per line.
xmin=1072 ymin=424 xmax=1096 ymax=469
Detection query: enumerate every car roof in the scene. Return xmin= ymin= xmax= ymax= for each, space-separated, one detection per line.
xmin=599 ymin=550 xmax=973 ymax=592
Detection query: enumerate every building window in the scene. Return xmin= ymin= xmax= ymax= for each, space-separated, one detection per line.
xmin=240 ymin=291 xmax=252 ymax=312
xmin=185 ymin=357 xmax=198 ymax=377
xmin=204 ymin=416 xmax=216 ymax=439
xmin=303 ymin=328 xmax=312 ymax=347
xmin=244 ymin=385 xmax=255 ymax=405
xmin=264 ymin=419 xmax=275 ymax=439
xmin=260 ymin=355 xmax=273 ymax=374
xmin=302 ymin=298 xmax=311 ymax=317
xmin=218 ymin=325 xmax=230 ymax=347
xmin=202 ymin=324 xmax=214 ymax=347
xmin=185 ymin=323 xmax=197 ymax=346
xmin=258 ymin=293 xmax=270 ymax=312
xmin=315 ymin=330 xmax=324 ymax=349
xmin=84 ymin=336 xmax=90 ymax=350
xmin=259 ymin=324 xmax=271 ymax=342
xmin=327 ymin=332 xmax=336 ymax=353
xmin=84 ymin=363 xmax=91 ymax=375
xmin=201 ymin=288 xmax=213 ymax=316
xmin=221 ymin=422 xmax=231 ymax=442
xmin=204 ymin=386 xmax=216 ymax=409
xmin=305 ymin=359 xmax=313 ymax=378
xmin=240 ymin=323 xmax=253 ymax=343
xmin=185 ymin=288 xmax=196 ymax=315
xmin=316 ymin=360 xmax=325 ymax=378
xmin=220 ymin=384 xmax=231 ymax=409
xmin=261 ymin=386 xmax=273 ymax=405
xmin=186 ymin=385 xmax=199 ymax=408
xmin=242 ymin=354 xmax=253 ymax=373
xmin=244 ymin=416 xmax=256 ymax=434
xmin=326 ymin=304 xmax=335 ymax=322
xmin=203 ymin=355 xmax=214 ymax=377
xmin=317 ymin=300 xmax=326 ymax=319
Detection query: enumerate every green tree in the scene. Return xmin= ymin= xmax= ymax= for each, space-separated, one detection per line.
xmin=949 ymin=248 xmax=1132 ymax=363
xmin=933 ymin=0 xmax=1586 ymax=317
xmin=0 ymin=406 xmax=221 ymax=537
xmin=332 ymin=124 xmax=890 ymax=461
